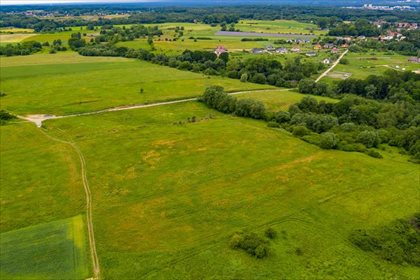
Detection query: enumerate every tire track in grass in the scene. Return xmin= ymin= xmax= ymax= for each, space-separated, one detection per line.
xmin=38 ymin=128 xmax=101 ymax=280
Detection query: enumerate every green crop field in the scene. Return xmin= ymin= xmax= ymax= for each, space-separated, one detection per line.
xmin=325 ymin=52 xmax=419 ymax=80
xmin=34 ymin=101 xmax=419 ymax=279
xmin=236 ymin=20 xmax=326 ymax=35
xmin=0 ymin=53 xmax=272 ymax=115
xmin=235 ymin=89 xmax=338 ymax=111
xmin=0 ymin=215 xmax=89 ymax=280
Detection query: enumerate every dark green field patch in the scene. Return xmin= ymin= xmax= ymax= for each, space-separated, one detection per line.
xmin=0 ymin=215 xmax=89 ymax=280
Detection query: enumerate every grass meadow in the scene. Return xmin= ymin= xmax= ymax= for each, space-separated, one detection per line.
xmin=39 ymin=101 xmax=419 ymax=279
xmin=0 ymin=215 xmax=89 ymax=280
xmin=0 ymin=53 xmax=272 ymax=115
xmin=236 ymin=89 xmax=338 ymax=111
xmin=323 ymin=52 xmax=419 ymax=82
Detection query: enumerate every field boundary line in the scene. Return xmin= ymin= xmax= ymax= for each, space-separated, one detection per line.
xmin=316 ymin=49 xmax=349 ymax=83
xmin=37 ymin=129 xmax=101 ymax=280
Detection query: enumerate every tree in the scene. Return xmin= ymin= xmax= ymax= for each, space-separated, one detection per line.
xmin=240 ymin=73 xmax=248 ymax=82
xmin=298 ymin=78 xmax=316 ymax=94
xmin=357 ymin=130 xmax=379 ymax=148
xmin=319 ymin=132 xmax=338 ymax=149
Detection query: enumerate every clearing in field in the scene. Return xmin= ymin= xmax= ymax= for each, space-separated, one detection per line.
xmin=41 ymin=101 xmax=419 ymax=279
xmin=326 ymin=71 xmax=352 ymax=79
xmin=0 ymin=215 xmax=89 ymax=280
xmin=0 ymin=53 xmax=271 ymax=115
xmin=235 ymin=89 xmax=338 ymax=111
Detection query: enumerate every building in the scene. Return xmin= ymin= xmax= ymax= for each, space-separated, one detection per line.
xmin=323 ymin=43 xmax=334 ymax=49
xmin=276 ymin=47 xmax=288 ymax=54
xmin=322 ymin=58 xmax=332 ymax=64
xmin=251 ymin=48 xmax=265 ymax=54
xmin=331 ymin=47 xmax=340 ymax=54
xmin=214 ymin=46 xmax=227 ymax=57
xmin=306 ymin=51 xmax=317 ymax=57
xmin=290 ymin=47 xmax=300 ymax=53
xmin=408 ymin=57 xmax=420 ymax=63
xmin=313 ymin=43 xmax=322 ymax=50
xmin=265 ymin=45 xmax=276 ymax=52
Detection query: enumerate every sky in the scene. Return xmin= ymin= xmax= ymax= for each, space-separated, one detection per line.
xmin=1 ymin=0 xmax=161 ymax=4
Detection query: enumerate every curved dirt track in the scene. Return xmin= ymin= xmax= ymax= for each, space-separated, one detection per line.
xmin=316 ymin=49 xmax=349 ymax=83
xmin=38 ymin=129 xmax=101 ymax=280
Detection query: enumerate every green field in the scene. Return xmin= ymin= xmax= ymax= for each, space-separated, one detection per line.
xmin=0 ymin=215 xmax=89 ymax=280
xmin=323 ymin=52 xmax=419 ymax=81
xmin=0 ymin=53 xmax=272 ymax=115
xmin=37 ymin=101 xmax=419 ymax=279
xmin=117 ymin=21 xmax=324 ymax=54
xmin=236 ymin=89 xmax=338 ymax=111
xmin=236 ymin=20 xmax=326 ymax=36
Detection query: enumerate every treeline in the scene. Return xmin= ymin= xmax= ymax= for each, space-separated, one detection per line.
xmin=298 ymin=70 xmax=420 ymax=102
xmin=0 ymin=41 xmax=42 ymax=56
xmin=349 ymin=30 xmax=420 ymax=56
xmin=200 ymin=86 xmax=420 ymax=161
xmin=94 ymin=25 xmax=162 ymax=44
xmin=77 ymin=44 xmax=321 ymax=87
xmin=328 ymin=19 xmax=380 ymax=37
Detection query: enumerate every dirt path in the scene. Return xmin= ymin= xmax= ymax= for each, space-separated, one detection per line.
xmin=315 ymin=49 xmax=349 ymax=83
xmin=19 ymin=88 xmax=279 ymax=127
xmin=38 ymin=129 xmax=101 ymax=280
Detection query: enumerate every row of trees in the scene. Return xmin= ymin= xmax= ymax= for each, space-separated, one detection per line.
xmin=94 ymin=25 xmax=162 ymax=44
xmin=0 ymin=41 xmax=42 ymax=56
xmin=77 ymin=43 xmax=321 ymax=87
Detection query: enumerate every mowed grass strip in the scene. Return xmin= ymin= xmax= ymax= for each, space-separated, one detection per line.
xmin=0 ymin=215 xmax=89 ymax=280
xmin=0 ymin=53 xmax=272 ymax=115
xmin=45 ymin=102 xmax=419 ymax=279
xmin=235 ymin=89 xmax=338 ymax=111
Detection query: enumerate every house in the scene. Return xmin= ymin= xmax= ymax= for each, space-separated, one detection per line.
xmin=408 ymin=57 xmax=420 ymax=63
xmin=214 ymin=46 xmax=227 ymax=57
xmin=323 ymin=43 xmax=334 ymax=49
xmin=357 ymin=35 xmax=366 ymax=40
xmin=290 ymin=47 xmax=300 ymax=53
xmin=306 ymin=51 xmax=317 ymax=57
xmin=276 ymin=47 xmax=288 ymax=54
xmin=341 ymin=43 xmax=349 ymax=48
xmin=251 ymin=48 xmax=265 ymax=54
xmin=331 ymin=47 xmax=340 ymax=54
xmin=313 ymin=43 xmax=322 ymax=50
xmin=322 ymin=58 xmax=331 ymax=64
xmin=265 ymin=45 xmax=276 ymax=52
xmin=379 ymin=35 xmax=394 ymax=41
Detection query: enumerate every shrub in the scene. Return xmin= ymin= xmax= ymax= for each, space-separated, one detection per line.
xmin=229 ymin=231 xmax=270 ymax=259
xmin=240 ymin=73 xmax=248 ymax=82
xmin=267 ymin=121 xmax=280 ymax=128
xmin=292 ymin=126 xmax=310 ymax=137
xmin=357 ymin=130 xmax=379 ymax=148
xmin=265 ymin=227 xmax=277 ymax=239
xmin=234 ymin=99 xmax=266 ymax=120
xmin=274 ymin=111 xmax=290 ymax=124
xmin=367 ymin=150 xmax=383 ymax=159
xmin=0 ymin=110 xmax=15 ymax=125
xmin=319 ymin=132 xmax=338 ymax=149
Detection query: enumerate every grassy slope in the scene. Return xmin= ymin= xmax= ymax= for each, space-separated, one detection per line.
xmin=0 ymin=215 xmax=89 ymax=280
xmin=44 ymin=102 xmax=419 ymax=279
xmin=0 ymin=53 xmax=272 ymax=115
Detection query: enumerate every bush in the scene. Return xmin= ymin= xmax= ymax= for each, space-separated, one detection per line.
xmin=0 ymin=110 xmax=16 ymax=125
xmin=367 ymin=149 xmax=383 ymax=159
xmin=319 ymin=132 xmax=339 ymax=149
xmin=264 ymin=227 xmax=277 ymax=239
xmin=240 ymin=73 xmax=248 ymax=82
xmin=229 ymin=231 xmax=270 ymax=259
xmin=274 ymin=111 xmax=290 ymax=124
xmin=357 ymin=130 xmax=379 ymax=148
xmin=292 ymin=126 xmax=310 ymax=137
xmin=267 ymin=121 xmax=280 ymax=128
xmin=234 ymin=99 xmax=266 ymax=120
